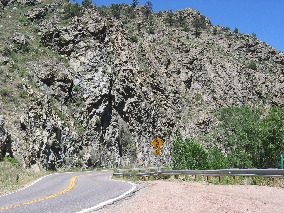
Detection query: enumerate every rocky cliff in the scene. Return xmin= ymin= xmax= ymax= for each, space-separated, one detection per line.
xmin=0 ymin=0 xmax=283 ymax=170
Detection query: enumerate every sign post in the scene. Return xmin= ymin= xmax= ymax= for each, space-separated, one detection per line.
xmin=151 ymin=137 xmax=164 ymax=172
xmin=280 ymin=154 xmax=283 ymax=169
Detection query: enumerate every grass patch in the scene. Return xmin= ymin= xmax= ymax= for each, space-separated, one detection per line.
xmin=0 ymin=160 xmax=51 ymax=196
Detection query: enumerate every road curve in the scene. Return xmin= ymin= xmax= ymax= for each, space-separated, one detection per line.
xmin=0 ymin=171 xmax=135 ymax=213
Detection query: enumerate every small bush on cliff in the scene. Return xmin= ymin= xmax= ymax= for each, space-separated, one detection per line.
xmin=2 ymin=46 xmax=13 ymax=57
xmin=247 ymin=61 xmax=257 ymax=70
xmin=82 ymin=0 xmax=93 ymax=9
xmin=0 ymin=88 xmax=11 ymax=97
xmin=63 ymin=3 xmax=83 ymax=19
xmin=14 ymin=42 xmax=31 ymax=53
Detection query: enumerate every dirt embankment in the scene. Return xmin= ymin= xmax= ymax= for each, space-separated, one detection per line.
xmin=97 ymin=180 xmax=284 ymax=213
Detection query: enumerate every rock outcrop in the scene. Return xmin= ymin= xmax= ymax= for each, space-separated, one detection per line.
xmin=0 ymin=1 xmax=283 ymax=169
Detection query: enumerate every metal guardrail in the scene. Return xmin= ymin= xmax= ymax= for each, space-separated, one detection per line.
xmin=116 ymin=167 xmax=165 ymax=173
xmin=113 ymin=169 xmax=284 ymax=178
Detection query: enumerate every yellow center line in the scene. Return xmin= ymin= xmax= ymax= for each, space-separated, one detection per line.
xmin=0 ymin=172 xmax=109 ymax=211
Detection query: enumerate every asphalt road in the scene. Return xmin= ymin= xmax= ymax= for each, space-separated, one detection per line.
xmin=0 ymin=171 xmax=135 ymax=213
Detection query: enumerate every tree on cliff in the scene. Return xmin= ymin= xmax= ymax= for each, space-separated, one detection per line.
xmin=192 ymin=15 xmax=207 ymax=37
xmin=111 ymin=4 xmax=121 ymax=19
xmin=132 ymin=0 xmax=139 ymax=7
xmin=165 ymin=10 xmax=175 ymax=26
xmin=143 ymin=1 xmax=153 ymax=18
xmin=82 ymin=0 xmax=93 ymax=8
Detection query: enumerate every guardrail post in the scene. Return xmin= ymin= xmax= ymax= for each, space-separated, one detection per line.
xmin=252 ymin=177 xmax=256 ymax=185
xmin=234 ymin=176 xmax=239 ymax=184
xmin=273 ymin=177 xmax=280 ymax=187
xmin=206 ymin=176 xmax=212 ymax=182
xmin=218 ymin=176 xmax=224 ymax=183
xmin=195 ymin=175 xmax=201 ymax=181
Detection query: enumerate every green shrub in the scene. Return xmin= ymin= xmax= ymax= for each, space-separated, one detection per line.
xmin=19 ymin=69 xmax=27 ymax=77
xmin=147 ymin=27 xmax=155 ymax=34
xmin=222 ymin=27 xmax=230 ymax=32
xmin=129 ymin=35 xmax=138 ymax=43
xmin=3 ymin=157 xmax=18 ymax=167
xmin=208 ymin=148 xmax=229 ymax=169
xmin=2 ymin=46 xmax=12 ymax=57
xmin=18 ymin=15 xmax=31 ymax=25
xmin=73 ymin=85 xmax=80 ymax=91
xmin=75 ymin=99 xmax=84 ymax=107
xmin=227 ymin=150 xmax=253 ymax=169
xmin=171 ymin=137 xmax=209 ymax=170
xmin=19 ymin=91 xmax=28 ymax=99
xmin=14 ymin=43 xmax=31 ymax=53
xmin=0 ymin=89 xmax=11 ymax=97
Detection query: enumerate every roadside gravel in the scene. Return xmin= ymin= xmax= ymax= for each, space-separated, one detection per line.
xmin=97 ymin=180 xmax=284 ymax=213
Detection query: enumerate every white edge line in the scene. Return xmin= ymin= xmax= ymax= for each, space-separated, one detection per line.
xmin=77 ymin=178 xmax=136 ymax=213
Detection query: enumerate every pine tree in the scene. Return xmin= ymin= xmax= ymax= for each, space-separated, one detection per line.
xmin=132 ymin=0 xmax=139 ymax=7
xmin=143 ymin=1 xmax=153 ymax=18
xmin=233 ymin=27 xmax=239 ymax=33
xmin=192 ymin=15 xmax=207 ymax=38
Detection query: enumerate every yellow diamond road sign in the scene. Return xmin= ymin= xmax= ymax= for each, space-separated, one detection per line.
xmin=154 ymin=149 xmax=161 ymax=155
xmin=152 ymin=137 xmax=164 ymax=149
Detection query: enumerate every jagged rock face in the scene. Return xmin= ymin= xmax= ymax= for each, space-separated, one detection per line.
xmin=0 ymin=0 xmax=41 ymax=8
xmin=0 ymin=2 xmax=283 ymax=169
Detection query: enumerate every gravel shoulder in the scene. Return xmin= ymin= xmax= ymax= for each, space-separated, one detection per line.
xmin=97 ymin=180 xmax=284 ymax=213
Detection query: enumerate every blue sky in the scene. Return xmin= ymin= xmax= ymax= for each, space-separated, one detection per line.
xmin=75 ymin=0 xmax=284 ymax=52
